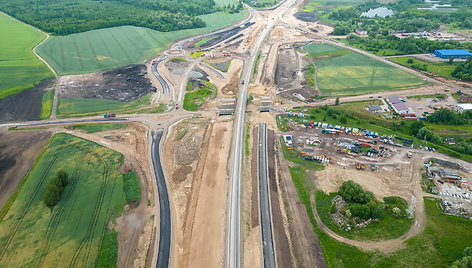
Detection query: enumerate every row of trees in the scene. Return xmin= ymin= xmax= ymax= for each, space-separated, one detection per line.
xmin=427 ymin=108 xmax=471 ymax=125
xmin=44 ymin=170 xmax=69 ymax=207
xmin=0 ymin=0 xmax=218 ymax=35
xmin=346 ymin=35 xmax=472 ymax=56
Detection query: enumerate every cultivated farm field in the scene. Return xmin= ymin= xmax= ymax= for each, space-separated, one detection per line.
xmin=0 ymin=133 xmax=128 ymax=267
xmin=37 ymin=11 xmax=248 ymax=75
xmin=305 ymin=43 xmax=427 ymax=96
xmin=0 ymin=12 xmax=53 ymax=99
xmin=58 ymin=93 xmax=152 ymax=117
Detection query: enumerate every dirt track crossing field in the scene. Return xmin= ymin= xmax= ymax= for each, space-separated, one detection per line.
xmin=0 ymin=133 xmax=128 ymax=267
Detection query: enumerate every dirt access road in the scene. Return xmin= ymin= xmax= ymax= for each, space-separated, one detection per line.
xmin=178 ymin=119 xmax=233 ymax=267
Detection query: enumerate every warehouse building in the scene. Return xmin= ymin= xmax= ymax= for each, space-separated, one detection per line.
xmin=434 ymin=49 xmax=472 ymax=59
xmin=386 ymin=96 xmax=411 ymax=114
xmin=386 ymin=96 xmax=403 ymax=105
xmin=392 ymin=102 xmax=409 ymax=114
xmin=455 ymin=103 xmax=472 ymax=113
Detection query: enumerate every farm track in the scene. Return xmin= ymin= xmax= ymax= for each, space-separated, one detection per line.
xmin=34 ymin=148 xmax=90 ymax=268
xmin=0 ymin=135 xmax=69 ymax=263
xmin=69 ymin=153 xmax=111 ymax=267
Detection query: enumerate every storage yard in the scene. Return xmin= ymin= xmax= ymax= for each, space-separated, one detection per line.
xmin=278 ymin=110 xmax=472 ymax=223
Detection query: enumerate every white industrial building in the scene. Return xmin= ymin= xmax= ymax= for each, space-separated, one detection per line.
xmin=455 ymin=103 xmax=472 ymax=113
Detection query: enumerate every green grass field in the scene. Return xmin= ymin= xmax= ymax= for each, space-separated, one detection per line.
xmin=300 ymin=0 xmax=364 ymax=21
xmin=426 ymin=123 xmax=472 ymax=139
xmin=194 ymin=36 xmax=217 ymax=47
xmin=40 ymin=89 xmax=54 ymax=119
xmin=407 ymin=94 xmax=447 ymax=99
xmin=0 ymin=12 xmax=53 ymax=99
xmin=304 ymin=43 xmax=344 ymax=54
xmin=0 ymin=133 xmax=129 ymax=267
xmin=183 ymin=82 xmax=216 ymax=111
xmin=214 ymin=0 xmax=240 ymax=7
xmin=70 ymin=123 xmax=128 ymax=133
xmin=304 ymin=43 xmax=427 ymax=96
xmin=58 ymin=93 xmax=152 ymax=117
xmin=37 ymin=11 xmax=247 ymax=75
xmin=390 ymin=56 xmax=459 ymax=79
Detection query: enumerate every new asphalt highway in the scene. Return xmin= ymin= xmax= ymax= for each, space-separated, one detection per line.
xmin=258 ymin=123 xmax=276 ymax=268
xmin=226 ymin=0 xmax=297 ymax=267
xmin=151 ymin=55 xmax=170 ymax=95
xmin=151 ymin=129 xmax=172 ymax=268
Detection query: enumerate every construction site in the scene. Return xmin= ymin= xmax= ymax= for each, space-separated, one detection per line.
xmin=4 ymin=0 xmax=472 ymax=266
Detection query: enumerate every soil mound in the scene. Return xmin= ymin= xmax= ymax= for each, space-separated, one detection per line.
xmin=60 ymin=64 xmax=155 ymax=102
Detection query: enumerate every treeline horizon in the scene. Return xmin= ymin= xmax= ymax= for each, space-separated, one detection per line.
xmin=0 ymin=0 xmax=241 ymax=35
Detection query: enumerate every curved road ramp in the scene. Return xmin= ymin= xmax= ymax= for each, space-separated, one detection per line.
xmin=151 ymin=129 xmax=171 ymax=268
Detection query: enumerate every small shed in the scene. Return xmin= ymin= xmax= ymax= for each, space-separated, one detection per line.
xmin=367 ymin=105 xmax=382 ymax=113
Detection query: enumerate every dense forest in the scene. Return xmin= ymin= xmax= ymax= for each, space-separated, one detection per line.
xmin=328 ymin=0 xmax=472 ymax=36
xmin=0 ymin=0 xmax=233 ymax=35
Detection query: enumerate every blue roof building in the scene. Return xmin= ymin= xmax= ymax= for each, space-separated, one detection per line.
xmin=434 ymin=49 xmax=472 ymax=59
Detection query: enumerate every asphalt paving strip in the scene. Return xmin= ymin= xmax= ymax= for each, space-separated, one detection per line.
xmin=258 ymin=123 xmax=277 ymax=268
xmin=151 ymin=129 xmax=171 ymax=268
xmin=9 ymin=117 xmax=129 ymax=128
xmin=227 ymin=2 xmax=297 ymax=267
xmin=151 ymin=56 xmax=170 ymax=95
